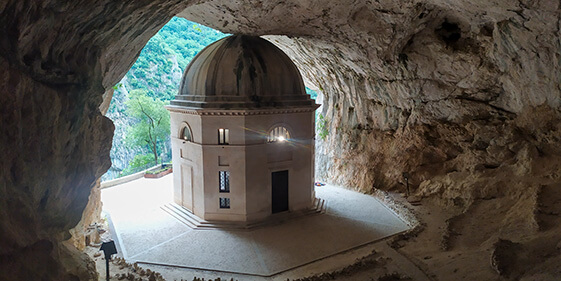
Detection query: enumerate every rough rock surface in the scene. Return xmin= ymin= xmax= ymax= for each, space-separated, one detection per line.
xmin=180 ymin=1 xmax=561 ymax=280
xmin=69 ymin=94 xmax=112 ymax=251
xmin=68 ymin=179 xmax=102 ymax=251
xmin=2 ymin=0 xmax=561 ymax=280
xmin=0 ymin=1 xmax=192 ymax=280
xmin=181 ymin=0 xmax=561 ymax=186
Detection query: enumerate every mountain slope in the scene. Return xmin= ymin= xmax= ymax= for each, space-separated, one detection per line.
xmin=103 ymin=18 xmax=227 ymax=180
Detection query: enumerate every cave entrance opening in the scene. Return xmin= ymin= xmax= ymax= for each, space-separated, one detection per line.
xmin=97 ymin=17 xmax=227 ymax=257
xmin=97 ymin=15 xmax=328 ymax=278
xmin=100 ymin=17 xmax=227 ymax=182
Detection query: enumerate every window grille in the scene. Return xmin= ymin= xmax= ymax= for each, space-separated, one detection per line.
xmin=268 ymin=126 xmax=290 ymax=142
xmin=219 ymin=197 xmax=230 ymax=209
xmin=219 ymin=171 xmax=230 ymax=192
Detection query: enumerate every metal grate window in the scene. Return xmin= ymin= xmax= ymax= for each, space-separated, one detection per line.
xmin=218 ymin=128 xmax=229 ymax=144
xmin=219 ymin=197 xmax=230 ymax=209
xmin=268 ymin=126 xmax=290 ymax=142
xmin=219 ymin=171 xmax=230 ymax=192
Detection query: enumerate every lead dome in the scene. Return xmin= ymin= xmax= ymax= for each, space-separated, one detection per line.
xmin=171 ymin=35 xmax=315 ymax=109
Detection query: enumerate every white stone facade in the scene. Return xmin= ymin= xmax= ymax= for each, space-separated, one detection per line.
xmin=168 ymin=107 xmax=316 ymax=222
xmin=167 ymin=35 xmax=318 ymax=223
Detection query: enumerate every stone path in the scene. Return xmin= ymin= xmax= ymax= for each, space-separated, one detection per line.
xmin=101 ymin=174 xmax=410 ymax=277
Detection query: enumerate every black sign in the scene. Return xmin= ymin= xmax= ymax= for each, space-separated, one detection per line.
xmin=100 ymin=240 xmax=118 ymax=281
xmin=100 ymin=240 xmax=117 ymax=259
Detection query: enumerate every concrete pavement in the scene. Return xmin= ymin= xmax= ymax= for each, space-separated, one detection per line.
xmin=101 ymin=174 xmax=410 ymax=277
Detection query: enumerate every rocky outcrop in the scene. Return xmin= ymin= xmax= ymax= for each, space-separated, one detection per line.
xmin=69 ymin=92 xmax=112 ymax=252
xmin=68 ymin=179 xmax=102 ymax=251
xmin=180 ymin=0 xmax=561 ymax=189
xmin=0 ymin=56 xmax=112 ymax=280
xmin=0 ymin=1 xmax=192 ymax=279
xmin=2 ymin=0 xmax=561 ymax=280
xmin=181 ymin=2 xmax=561 ymax=280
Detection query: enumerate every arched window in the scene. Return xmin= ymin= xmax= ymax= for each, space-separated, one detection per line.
xmin=180 ymin=124 xmax=192 ymax=142
xmin=268 ymin=126 xmax=290 ymax=143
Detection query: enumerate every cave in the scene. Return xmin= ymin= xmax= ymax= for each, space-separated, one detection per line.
xmin=2 ymin=1 xmax=561 ymax=280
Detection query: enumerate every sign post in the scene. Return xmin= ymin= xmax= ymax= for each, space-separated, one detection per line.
xmin=100 ymin=240 xmax=118 ymax=281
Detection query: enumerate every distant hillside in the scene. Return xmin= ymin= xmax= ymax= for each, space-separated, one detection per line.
xmin=103 ymin=18 xmax=227 ymax=180
xmin=102 ymin=17 xmax=318 ymax=181
xmin=122 ymin=18 xmax=227 ymax=101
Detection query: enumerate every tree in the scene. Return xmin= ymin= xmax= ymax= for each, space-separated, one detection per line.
xmin=121 ymin=154 xmax=154 ymax=176
xmin=125 ymin=90 xmax=170 ymax=165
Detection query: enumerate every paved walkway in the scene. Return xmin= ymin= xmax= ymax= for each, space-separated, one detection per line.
xmin=101 ymin=174 xmax=409 ymax=277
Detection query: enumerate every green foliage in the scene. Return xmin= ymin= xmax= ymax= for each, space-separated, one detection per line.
xmin=112 ymin=83 xmax=123 ymax=90
xmin=104 ymin=17 xmax=227 ymax=181
xmin=123 ymin=17 xmax=227 ymax=102
xmin=121 ymin=154 xmax=154 ymax=176
xmin=129 ymin=154 xmax=154 ymax=169
xmin=125 ymin=90 xmax=170 ymax=165
xmin=192 ymin=24 xmax=202 ymax=32
xmin=317 ymin=114 xmax=329 ymax=141
xmin=103 ymin=17 xmax=227 ymax=181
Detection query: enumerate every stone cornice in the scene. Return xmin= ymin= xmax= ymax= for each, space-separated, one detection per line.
xmin=165 ymin=105 xmax=319 ymax=116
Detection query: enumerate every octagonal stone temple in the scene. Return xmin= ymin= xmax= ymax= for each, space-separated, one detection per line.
xmin=166 ymin=35 xmax=319 ymax=224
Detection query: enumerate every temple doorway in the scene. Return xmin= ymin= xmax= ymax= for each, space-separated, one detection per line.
xmin=272 ymin=170 xmax=289 ymax=214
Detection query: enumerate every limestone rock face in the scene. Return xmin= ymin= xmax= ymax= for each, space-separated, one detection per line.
xmin=180 ymin=0 xmax=561 ymax=190
xmin=179 ymin=2 xmax=561 ymax=279
xmin=0 ymin=57 xmax=112 ymax=280
xmin=2 ymin=0 xmax=561 ymax=280
xmin=0 ymin=1 xmax=192 ymax=279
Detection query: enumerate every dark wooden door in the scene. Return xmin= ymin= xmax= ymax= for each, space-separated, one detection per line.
xmin=271 ymin=170 xmax=289 ymax=213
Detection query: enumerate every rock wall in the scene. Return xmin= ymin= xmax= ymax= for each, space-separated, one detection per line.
xmin=180 ymin=0 xmax=561 ymax=191
xmin=266 ymin=0 xmax=561 ymax=191
xmin=69 ymin=91 xmax=112 ymax=252
xmin=0 ymin=1 xmax=192 ymax=279
xmin=180 ymin=2 xmax=561 ymax=278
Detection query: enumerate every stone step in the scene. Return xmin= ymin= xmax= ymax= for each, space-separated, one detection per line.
xmin=161 ymin=198 xmax=326 ymax=230
xmin=160 ymin=203 xmax=199 ymax=229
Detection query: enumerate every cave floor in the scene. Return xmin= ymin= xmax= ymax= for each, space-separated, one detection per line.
xmin=101 ymin=174 xmax=410 ymax=278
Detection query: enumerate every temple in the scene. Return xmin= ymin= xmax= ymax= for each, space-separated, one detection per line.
xmin=166 ymin=35 xmax=319 ymax=223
